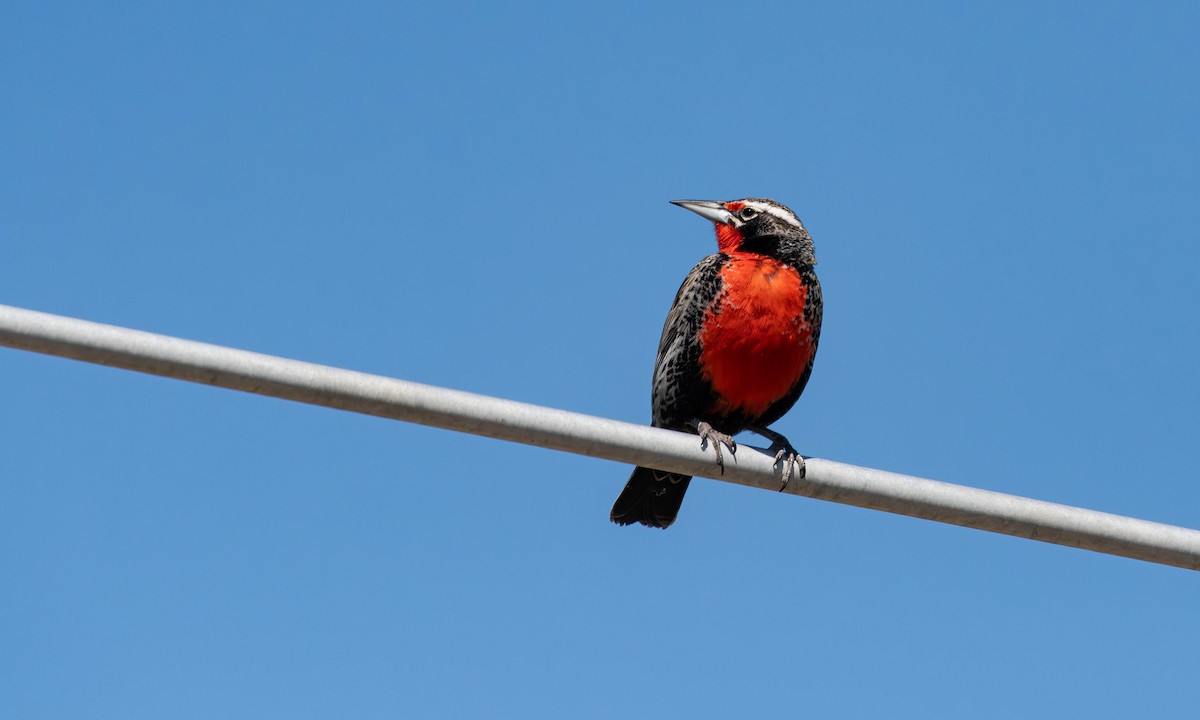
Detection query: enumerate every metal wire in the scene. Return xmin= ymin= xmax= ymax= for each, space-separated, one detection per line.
xmin=2 ymin=302 xmax=1198 ymax=570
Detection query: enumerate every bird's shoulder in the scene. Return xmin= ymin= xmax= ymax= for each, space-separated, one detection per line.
xmin=658 ymin=254 xmax=726 ymax=342
xmin=649 ymin=254 xmax=727 ymax=427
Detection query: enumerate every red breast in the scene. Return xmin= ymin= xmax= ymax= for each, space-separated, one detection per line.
xmin=697 ymin=252 xmax=816 ymax=419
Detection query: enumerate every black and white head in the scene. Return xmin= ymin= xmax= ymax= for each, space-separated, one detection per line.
xmin=671 ymin=197 xmax=816 ymax=264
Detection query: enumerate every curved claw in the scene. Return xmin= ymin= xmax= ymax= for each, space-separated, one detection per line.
xmin=693 ymin=420 xmax=737 ymax=475
xmin=745 ymin=425 xmax=805 ymax=491
xmin=773 ymin=446 xmax=806 ymax=491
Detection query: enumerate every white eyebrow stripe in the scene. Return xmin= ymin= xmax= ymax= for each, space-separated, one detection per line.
xmin=746 ymin=200 xmax=801 ymax=226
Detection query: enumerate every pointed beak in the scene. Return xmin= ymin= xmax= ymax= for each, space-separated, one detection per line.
xmin=670 ymin=199 xmax=735 ymax=225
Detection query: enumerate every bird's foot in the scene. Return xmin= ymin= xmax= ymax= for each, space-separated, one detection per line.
xmin=747 ymin=426 xmax=805 ymax=491
xmin=771 ymin=443 xmax=805 ymax=491
xmin=692 ymin=420 xmax=737 ymax=475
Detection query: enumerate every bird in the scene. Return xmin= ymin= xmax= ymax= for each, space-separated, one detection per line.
xmin=610 ymin=198 xmax=822 ymax=529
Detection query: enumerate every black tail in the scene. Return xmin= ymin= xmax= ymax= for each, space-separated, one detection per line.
xmin=610 ymin=467 xmax=693 ymax=528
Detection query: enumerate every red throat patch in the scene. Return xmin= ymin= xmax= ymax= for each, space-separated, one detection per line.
xmin=714 ymin=201 xmax=746 ymax=253
xmin=714 ymin=223 xmax=742 ymax=253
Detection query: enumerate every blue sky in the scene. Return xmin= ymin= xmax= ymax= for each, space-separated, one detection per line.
xmin=2 ymin=2 xmax=1199 ymax=717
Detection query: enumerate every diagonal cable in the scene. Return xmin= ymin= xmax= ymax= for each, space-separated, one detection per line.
xmin=2 ymin=303 xmax=1197 ymax=570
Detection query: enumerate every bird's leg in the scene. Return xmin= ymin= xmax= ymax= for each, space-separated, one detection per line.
xmin=689 ymin=419 xmax=737 ymax=474
xmin=745 ymin=426 xmax=805 ymax=490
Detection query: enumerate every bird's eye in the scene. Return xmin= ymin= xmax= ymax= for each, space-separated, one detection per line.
xmin=739 ymin=207 xmax=758 ymax=220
